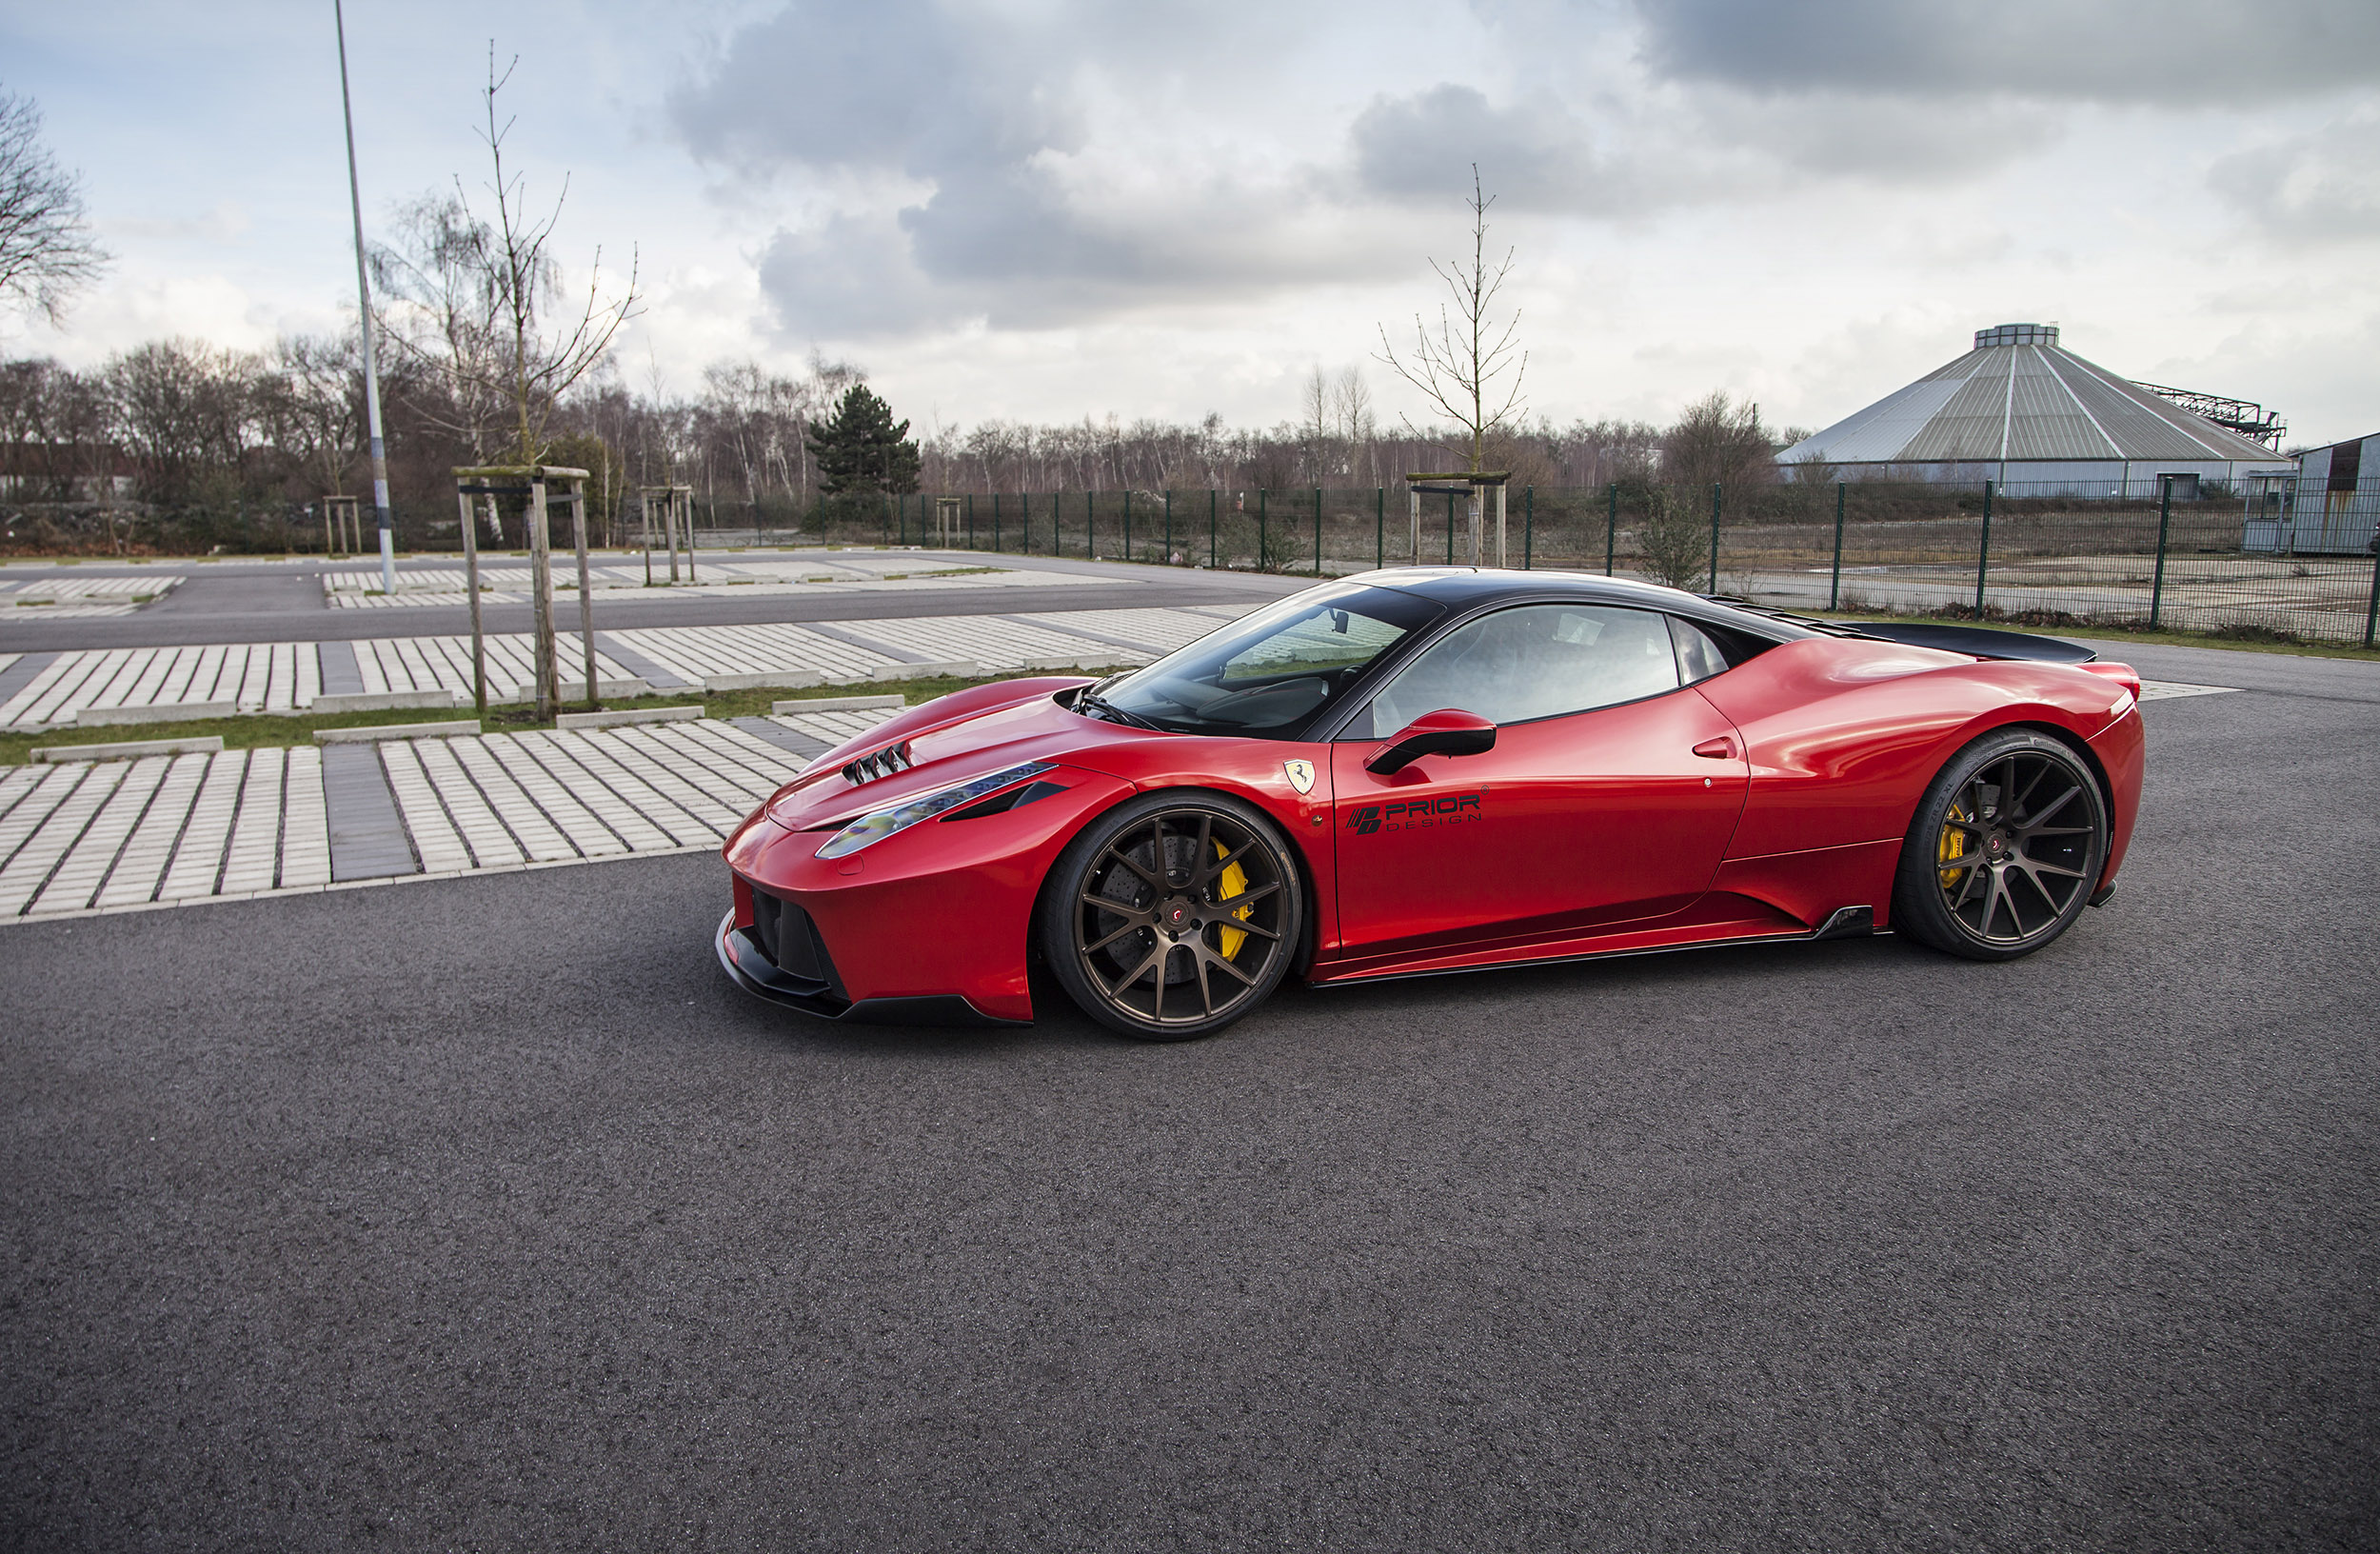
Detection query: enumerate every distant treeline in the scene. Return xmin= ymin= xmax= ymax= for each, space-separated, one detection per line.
xmin=0 ymin=335 xmax=1804 ymax=554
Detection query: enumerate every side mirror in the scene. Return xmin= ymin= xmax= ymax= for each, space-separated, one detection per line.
xmin=1365 ymin=708 xmax=1497 ymax=775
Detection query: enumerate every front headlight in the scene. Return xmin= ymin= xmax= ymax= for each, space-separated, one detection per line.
xmin=814 ymin=761 xmax=1057 ymax=859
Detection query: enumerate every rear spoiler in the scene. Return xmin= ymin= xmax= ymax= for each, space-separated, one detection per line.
xmin=1844 ymin=621 xmax=2098 ymax=664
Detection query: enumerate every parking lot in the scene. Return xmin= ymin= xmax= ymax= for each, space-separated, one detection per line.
xmin=4 ymin=640 xmax=2375 ymax=1551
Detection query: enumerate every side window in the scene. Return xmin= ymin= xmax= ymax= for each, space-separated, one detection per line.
xmin=1670 ymin=616 xmax=1730 ymax=685
xmin=1354 ymin=604 xmax=1681 ymax=737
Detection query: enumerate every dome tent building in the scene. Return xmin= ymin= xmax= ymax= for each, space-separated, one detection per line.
xmin=1778 ymin=325 xmax=2291 ymax=497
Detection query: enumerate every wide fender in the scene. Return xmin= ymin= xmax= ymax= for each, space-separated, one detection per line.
xmin=1695 ymin=638 xmax=2132 ymax=861
xmin=729 ymin=764 xmax=1136 ymax=1024
xmin=1063 ymin=737 xmax=1339 ymax=971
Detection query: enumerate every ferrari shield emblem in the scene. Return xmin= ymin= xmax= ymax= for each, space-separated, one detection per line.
xmin=1282 ymin=759 xmax=1316 ymax=795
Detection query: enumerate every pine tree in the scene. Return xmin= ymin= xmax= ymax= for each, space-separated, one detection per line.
xmin=804 ymin=385 xmax=922 ymax=496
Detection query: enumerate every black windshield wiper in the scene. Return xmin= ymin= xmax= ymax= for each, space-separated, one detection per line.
xmin=1076 ymin=687 xmax=1163 ymax=731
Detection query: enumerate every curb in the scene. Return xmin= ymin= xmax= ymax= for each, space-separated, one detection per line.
xmin=33 ymin=735 xmax=226 ymax=763
xmin=76 ymin=701 xmax=236 ymax=727
xmin=314 ymin=720 xmax=482 ymax=744
xmin=555 ymin=705 xmax=704 ymax=729
xmin=771 ymin=693 xmax=906 ymax=713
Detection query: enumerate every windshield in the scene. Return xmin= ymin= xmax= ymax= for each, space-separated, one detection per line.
xmin=1090 ymin=584 xmax=1441 ymax=740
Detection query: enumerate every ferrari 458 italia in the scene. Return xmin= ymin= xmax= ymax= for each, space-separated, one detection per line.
xmin=719 ymin=568 xmax=2144 ymax=1039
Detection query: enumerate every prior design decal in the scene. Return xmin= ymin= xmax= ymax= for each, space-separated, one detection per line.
xmin=1345 ymin=792 xmax=1484 ymax=835
xmin=1282 ymin=759 xmax=1316 ymax=795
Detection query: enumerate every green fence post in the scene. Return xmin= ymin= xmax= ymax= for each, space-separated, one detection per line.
xmin=1523 ymin=487 xmax=1534 ymax=568
xmin=1209 ymin=489 xmax=1218 ymax=568
xmin=1086 ymin=489 xmax=1095 ymax=558
xmin=1163 ymin=490 xmax=1173 ymax=563
xmin=1974 ymin=479 xmax=1993 ymax=618
xmin=2364 ymin=543 xmax=2380 ymax=648
xmin=1605 ymin=483 xmax=1617 ymax=575
xmin=2150 ymin=475 xmax=2173 ymax=628
xmin=898 ymin=493 xmax=906 ymax=546
xmin=965 ymin=492 xmax=975 ymax=549
xmin=1706 ymin=483 xmax=1722 ymax=593
xmin=992 ymin=492 xmax=1002 ymax=552
xmin=1122 ymin=489 xmax=1132 ymax=562
xmin=1445 ymin=490 xmax=1455 ymax=565
xmin=1258 ymin=488 xmax=1268 ymax=571
xmin=1311 ymin=488 xmax=1321 ymax=575
xmin=1375 ymin=488 xmax=1384 ymax=569
xmin=1829 ymin=483 xmax=1846 ymax=610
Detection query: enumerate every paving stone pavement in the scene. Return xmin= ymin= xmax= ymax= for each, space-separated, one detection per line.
xmin=317 ymin=555 xmax=1107 ymax=607
xmin=1 ymin=677 xmax=2237 ymax=925
xmin=0 ymin=707 xmax=902 ymax=923
xmin=0 ymin=574 xmax=183 ymax=617
xmin=0 ymin=605 xmax=1248 ymax=727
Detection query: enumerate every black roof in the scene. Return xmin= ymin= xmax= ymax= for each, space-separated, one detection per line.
xmin=1340 ymin=568 xmax=1820 ymax=643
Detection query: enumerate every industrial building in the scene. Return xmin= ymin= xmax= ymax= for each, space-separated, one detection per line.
xmin=1777 ymin=325 xmax=2293 ymax=495
xmin=2244 ymin=431 xmax=2380 ymax=556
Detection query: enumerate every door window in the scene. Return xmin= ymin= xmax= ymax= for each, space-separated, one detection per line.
xmin=1354 ymin=604 xmax=1681 ymax=737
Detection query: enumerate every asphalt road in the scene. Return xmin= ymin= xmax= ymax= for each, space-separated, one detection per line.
xmin=0 ymin=553 xmax=1310 ymax=651
xmin=3 ymin=648 xmax=2375 ymax=1551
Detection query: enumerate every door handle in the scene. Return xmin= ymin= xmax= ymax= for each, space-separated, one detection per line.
xmin=1693 ymin=736 xmax=1738 ymax=760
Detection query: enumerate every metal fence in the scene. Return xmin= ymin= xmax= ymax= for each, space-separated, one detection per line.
xmin=769 ymin=481 xmax=2378 ymax=647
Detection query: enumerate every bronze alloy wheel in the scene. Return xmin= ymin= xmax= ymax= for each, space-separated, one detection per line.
xmin=1041 ymin=793 xmax=1302 ymax=1040
xmin=1894 ymin=728 xmax=2110 ymax=962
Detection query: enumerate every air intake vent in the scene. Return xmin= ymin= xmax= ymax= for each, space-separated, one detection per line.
xmin=1974 ymin=323 xmax=2059 ymax=349
xmin=842 ymin=741 xmax=913 ymax=786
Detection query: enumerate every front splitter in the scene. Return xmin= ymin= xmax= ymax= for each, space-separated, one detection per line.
xmin=713 ymin=911 xmax=1026 ymax=1027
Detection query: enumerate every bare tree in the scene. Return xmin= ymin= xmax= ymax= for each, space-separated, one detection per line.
xmin=0 ymin=90 xmax=110 ymax=325
xmin=374 ymin=50 xmax=639 ymax=467
xmin=370 ymin=193 xmax=508 ymax=460
xmin=268 ymin=332 xmax=363 ymax=499
xmin=1375 ymin=165 xmax=1526 ymax=473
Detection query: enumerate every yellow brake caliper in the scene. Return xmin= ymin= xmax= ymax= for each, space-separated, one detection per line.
xmin=1214 ymin=840 xmax=1254 ymax=958
xmin=1938 ymin=800 xmax=1971 ymax=887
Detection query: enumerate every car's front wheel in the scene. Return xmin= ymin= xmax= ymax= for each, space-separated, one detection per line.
xmin=1892 ymin=727 xmax=2110 ymax=961
xmin=1040 ymin=791 xmax=1302 ymax=1040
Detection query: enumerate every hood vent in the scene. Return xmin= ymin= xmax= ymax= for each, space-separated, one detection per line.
xmin=842 ymin=741 xmax=914 ymax=787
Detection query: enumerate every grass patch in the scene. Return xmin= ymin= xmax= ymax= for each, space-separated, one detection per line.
xmin=2 ymin=667 xmax=1130 ymax=766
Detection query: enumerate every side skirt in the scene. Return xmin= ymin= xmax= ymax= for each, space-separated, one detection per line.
xmin=1305 ymin=906 xmax=1884 ymax=991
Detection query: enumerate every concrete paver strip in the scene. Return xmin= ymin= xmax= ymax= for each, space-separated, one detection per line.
xmin=157 ymin=752 xmax=248 ymax=902
xmin=577 ymin=727 xmax=745 ymax=834
xmin=218 ymin=747 xmax=288 ymax=895
xmin=0 ymin=762 xmax=123 ymax=916
xmin=523 ymin=730 xmax=715 ymax=848
xmin=27 ymin=755 xmax=169 ymax=915
xmin=502 ymin=734 xmax=665 ymax=854
xmin=92 ymin=752 xmax=210 ymax=909
xmin=281 ymin=747 xmax=331 ymax=888
xmin=446 ymin=738 xmax=579 ymax=863
xmin=409 ymin=740 xmax=525 ymax=869
xmin=772 ymin=707 xmax=901 ymax=747
xmin=379 ymin=741 xmax=473 ymax=875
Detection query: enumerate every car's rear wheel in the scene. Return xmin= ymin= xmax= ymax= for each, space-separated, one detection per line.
xmin=1041 ymin=791 xmax=1302 ymax=1040
xmin=1892 ymin=727 xmax=2109 ymax=962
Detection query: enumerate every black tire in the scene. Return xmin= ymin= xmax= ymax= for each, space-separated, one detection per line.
xmin=1039 ymin=790 xmax=1303 ymax=1041
xmin=1892 ymin=727 xmax=2110 ymax=962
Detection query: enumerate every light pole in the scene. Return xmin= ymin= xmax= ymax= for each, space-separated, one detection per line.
xmin=333 ymin=0 xmax=396 ymax=596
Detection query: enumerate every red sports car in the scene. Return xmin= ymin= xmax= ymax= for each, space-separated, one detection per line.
xmin=719 ymin=569 xmax=2143 ymax=1039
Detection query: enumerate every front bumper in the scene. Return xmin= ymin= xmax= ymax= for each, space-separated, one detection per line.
xmin=714 ymin=911 xmax=1023 ymax=1026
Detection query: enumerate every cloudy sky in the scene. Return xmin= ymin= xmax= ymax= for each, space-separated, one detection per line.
xmin=6 ymin=0 xmax=2377 ymax=444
